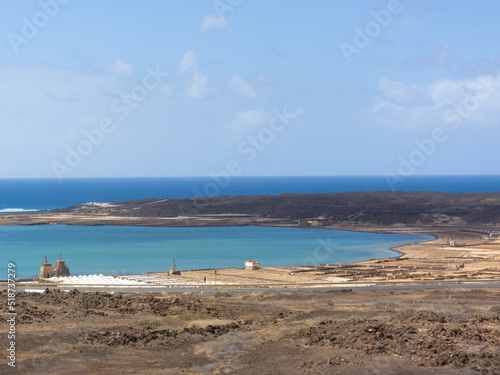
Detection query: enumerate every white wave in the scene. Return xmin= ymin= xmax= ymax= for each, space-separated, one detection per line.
xmin=0 ymin=208 xmax=40 ymax=213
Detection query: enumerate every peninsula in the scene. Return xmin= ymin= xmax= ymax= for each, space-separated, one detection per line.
xmin=1 ymin=191 xmax=500 ymax=229
xmin=2 ymin=191 xmax=500 ymax=286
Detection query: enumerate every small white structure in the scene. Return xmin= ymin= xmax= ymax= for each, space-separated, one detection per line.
xmin=245 ymin=260 xmax=260 ymax=270
xmin=449 ymin=240 xmax=456 ymax=247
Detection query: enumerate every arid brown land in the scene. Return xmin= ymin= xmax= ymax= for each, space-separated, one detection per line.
xmin=1 ymin=288 xmax=499 ymax=374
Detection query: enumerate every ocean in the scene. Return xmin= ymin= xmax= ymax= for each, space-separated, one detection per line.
xmin=0 ymin=176 xmax=496 ymax=278
xmin=1 ymin=175 xmax=499 ymax=212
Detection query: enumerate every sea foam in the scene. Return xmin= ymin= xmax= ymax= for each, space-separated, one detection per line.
xmin=0 ymin=208 xmax=39 ymax=213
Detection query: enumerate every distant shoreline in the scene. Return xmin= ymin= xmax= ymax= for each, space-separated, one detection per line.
xmin=1 ymin=191 xmax=498 ymax=285
xmin=1 ymin=190 xmax=500 ymax=228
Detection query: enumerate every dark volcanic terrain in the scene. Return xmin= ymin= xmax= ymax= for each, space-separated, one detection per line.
xmin=0 ymin=191 xmax=496 ymax=228
xmin=2 ymin=288 xmax=499 ymax=374
xmin=72 ymin=191 xmax=500 ymax=225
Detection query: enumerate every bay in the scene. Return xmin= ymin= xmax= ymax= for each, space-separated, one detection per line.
xmin=1 ymin=225 xmax=433 ymax=279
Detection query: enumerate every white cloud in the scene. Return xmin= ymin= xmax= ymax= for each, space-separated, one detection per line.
xmin=228 ymin=75 xmax=257 ymax=98
xmin=185 ymin=70 xmax=207 ymax=98
xmin=229 ymin=110 xmax=271 ymax=129
xmin=101 ymin=59 xmax=133 ymax=76
xmin=179 ymin=50 xmax=196 ymax=73
xmin=201 ymin=15 xmax=227 ymax=30
xmin=370 ymin=75 xmax=500 ymax=128
xmin=178 ymin=50 xmax=209 ymax=98
xmin=377 ymin=77 xmax=431 ymax=106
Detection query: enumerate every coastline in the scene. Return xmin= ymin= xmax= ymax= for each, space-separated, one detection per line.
xmin=158 ymin=232 xmax=500 ymax=288
xmin=3 ymin=224 xmax=499 ymax=289
xmin=0 ymin=223 xmax=433 ymax=282
xmin=1 ymin=190 xmax=499 ymax=288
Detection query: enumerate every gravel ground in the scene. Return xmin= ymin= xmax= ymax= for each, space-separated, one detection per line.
xmin=1 ymin=287 xmax=499 ymax=374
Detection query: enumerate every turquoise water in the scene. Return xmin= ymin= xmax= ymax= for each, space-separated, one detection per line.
xmin=1 ymin=225 xmax=433 ymax=279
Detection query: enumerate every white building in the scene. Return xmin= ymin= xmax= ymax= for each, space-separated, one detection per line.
xmin=245 ymin=260 xmax=260 ymax=270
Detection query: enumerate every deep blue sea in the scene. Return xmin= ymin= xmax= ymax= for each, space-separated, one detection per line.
xmin=0 ymin=176 xmax=496 ymax=278
xmin=1 ymin=175 xmax=499 ymax=212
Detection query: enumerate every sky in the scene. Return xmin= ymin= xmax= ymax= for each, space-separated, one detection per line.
xmin=1 ymin=0 xmax=500 ymax=179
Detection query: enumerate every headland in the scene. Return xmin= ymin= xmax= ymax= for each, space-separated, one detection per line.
xmin=1 ymin=191 xmax=500 ymax=288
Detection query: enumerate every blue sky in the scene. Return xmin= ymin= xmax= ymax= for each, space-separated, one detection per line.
xmin=1 ymin=0 xmax=500 ymax=179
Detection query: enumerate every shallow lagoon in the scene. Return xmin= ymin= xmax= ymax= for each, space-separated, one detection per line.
xmin=1 ymin=225 xmax=433 ymax=279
